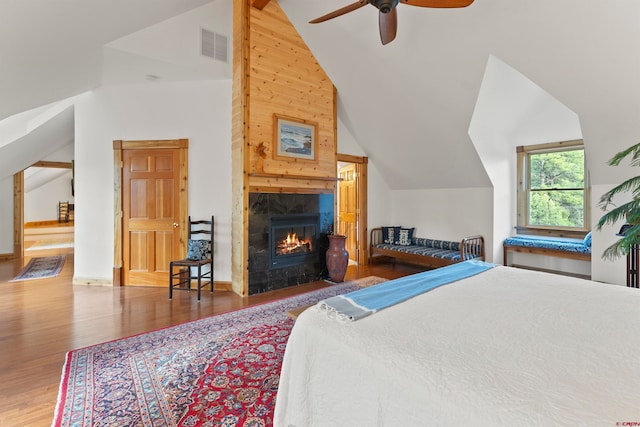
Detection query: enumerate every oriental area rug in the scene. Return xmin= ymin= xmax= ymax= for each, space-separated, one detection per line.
xmin=10 ymin=255 xmax=66 ymax=281
xmin=53 ymin=276 xmax=387 ymax=427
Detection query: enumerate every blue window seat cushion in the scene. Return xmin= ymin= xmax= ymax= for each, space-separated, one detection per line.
xmin=503 ymin=235 xmax=591 ymax=254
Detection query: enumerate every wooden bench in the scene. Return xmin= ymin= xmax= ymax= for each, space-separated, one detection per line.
xmin=370 ymin=228 xmax=485 ymax=269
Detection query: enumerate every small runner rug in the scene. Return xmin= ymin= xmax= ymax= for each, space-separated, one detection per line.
xmin=53 ymin=276 xmax=387 ymax=427
xmin=10 ymin=255 xmax=66 ymax=282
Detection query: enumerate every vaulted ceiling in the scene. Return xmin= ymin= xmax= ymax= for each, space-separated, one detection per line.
xmin=0 ymin=0 xmax=212 ymax=121
xmin=278 ymin=0 xmax=640 ymax=187
xmin=1 ymin=0 xmax=639 ymax=190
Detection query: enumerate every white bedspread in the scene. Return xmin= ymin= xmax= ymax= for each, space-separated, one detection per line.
xmin=274 ymin=266 xmax=640 ymax=426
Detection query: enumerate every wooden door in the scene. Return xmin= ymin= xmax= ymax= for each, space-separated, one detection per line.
xmin=338 ymin=163 xmax=357 ymax=262
xmin=122 ymin=149 xmax=181 ymax=286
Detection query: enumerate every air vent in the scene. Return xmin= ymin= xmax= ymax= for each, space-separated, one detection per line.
xmin=201 ymin=28 xmax=228 ymax=63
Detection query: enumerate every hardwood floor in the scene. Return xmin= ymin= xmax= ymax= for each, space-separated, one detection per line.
xmin=0 ymin=231 xmax=425 ymax=426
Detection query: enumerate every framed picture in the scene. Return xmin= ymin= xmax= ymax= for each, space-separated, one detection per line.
xmin=273 ymin=114 xmax=318 ymax=161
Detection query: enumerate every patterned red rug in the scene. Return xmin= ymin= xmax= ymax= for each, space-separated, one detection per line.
xmin=53 ymin=277 xmax=387 ymax=426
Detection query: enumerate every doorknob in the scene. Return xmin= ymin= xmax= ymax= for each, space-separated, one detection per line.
xmin=173 ymin=222 xmax=179 ymax=228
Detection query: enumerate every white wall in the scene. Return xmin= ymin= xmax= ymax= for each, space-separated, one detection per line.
xmin=74 ymin=79 xmax=232 ymax=284
xmin=390 ymin=187 xmax=494 ymax=262
xmin=337 ymin=117 xmax=393 ymax=238
xmin=24 ymin=143 xmax=75 ymax=222
xmin=470 ymin=55 xmax=588 ymax=273
xmin=24 ymin=171 xmax=73 ymax=222
xmin=590 ymin=183 xmax=629 ymax=286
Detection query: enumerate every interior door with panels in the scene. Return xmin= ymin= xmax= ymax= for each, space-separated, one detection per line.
xmin=123 ymin=148 xmax=181 ymax=286
xmin=338 ymin=163 xmax=357 ymax=262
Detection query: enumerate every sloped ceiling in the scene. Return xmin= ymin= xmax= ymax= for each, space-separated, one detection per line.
xmin=278 ymin=0 xmax=640 ymax=188
xmin=0 ymin=0 xmax=212 ymax=121
xmin=24 ymin=167 xmax=71 ymax=193
xmin=0 ymin=106 xmax=74 ymax=177
xmin=1 ymin=0 xmax=639 ymax=191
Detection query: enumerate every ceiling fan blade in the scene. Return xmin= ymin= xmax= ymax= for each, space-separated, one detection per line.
xmin=309 ymin=0 xmax=369 ymax=24
xmin=400 ymin=0 xmax=474 ymax=7
xmin=379 ymin=8 xmax=397 ymax=45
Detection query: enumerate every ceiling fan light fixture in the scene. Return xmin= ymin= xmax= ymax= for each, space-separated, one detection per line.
xmin=371 ymin=0 xmax=399 ymax=13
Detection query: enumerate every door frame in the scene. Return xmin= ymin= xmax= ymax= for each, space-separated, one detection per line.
xmin=113 ymin=139 xmax=189 ymax=286
xmin=336 ymin=153 xmax=368 ymax=265
xmin=9 ymin=161 xmax=74 ymax=261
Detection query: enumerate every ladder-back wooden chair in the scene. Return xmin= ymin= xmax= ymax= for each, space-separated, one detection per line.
xmin=169 ymin=216 xmax=214 ymax=301
xmin=58 ymin=201 xmax=70 ymax=223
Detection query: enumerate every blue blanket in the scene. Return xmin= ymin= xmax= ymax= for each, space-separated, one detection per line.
xmin=318 ymin=260 xmax=496 ymax=321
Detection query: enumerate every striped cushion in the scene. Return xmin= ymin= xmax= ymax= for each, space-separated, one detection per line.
xmin=412 ymin=238 xmax=460 ymax=252
xmin=374 ymin=243 xmax=479 ymax=261
xmin=503 ymin=236 xmax=591 ymax=254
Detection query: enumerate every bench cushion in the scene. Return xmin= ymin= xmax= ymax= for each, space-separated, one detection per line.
xmin=374 ymin=243 xmax=464 ymax=262
xmin=413 ymin=238 xmax=460 ymax=252
xmin=503 ymin=235 xmax=591 ymax=254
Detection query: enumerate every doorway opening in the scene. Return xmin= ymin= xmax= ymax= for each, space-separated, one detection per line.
xmin=12 ymin=161 xmax=75 ymax=259
xmin=336 ymin=154 xmax=368 ymax=265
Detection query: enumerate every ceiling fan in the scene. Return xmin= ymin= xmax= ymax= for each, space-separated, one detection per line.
xmin=309 ymin=0 xmax=474 ymax=45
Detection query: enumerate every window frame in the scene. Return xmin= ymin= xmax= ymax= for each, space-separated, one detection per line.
xmin=516 ymin=139 xmax=590 ymax=238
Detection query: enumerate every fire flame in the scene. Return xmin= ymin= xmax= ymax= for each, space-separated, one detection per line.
xmin=277 ymin=232 xmax=312 ymax=254
xmin=286 ymin=232 xmax=298 ymax=245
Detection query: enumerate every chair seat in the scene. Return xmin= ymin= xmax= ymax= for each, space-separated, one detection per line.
xmin=170 ymin=257 xmax=212 ymax=267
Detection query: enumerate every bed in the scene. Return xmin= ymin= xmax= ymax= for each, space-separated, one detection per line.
xmin=274 ymin=263 xmax=640 ymax=426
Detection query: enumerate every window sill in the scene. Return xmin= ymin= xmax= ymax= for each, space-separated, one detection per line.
xmin=515 ymin=226 xmax=589 ymax=239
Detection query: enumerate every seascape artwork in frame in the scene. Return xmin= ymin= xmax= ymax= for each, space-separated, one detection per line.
xmin=273 ymin=114 xmax=318 ymax=162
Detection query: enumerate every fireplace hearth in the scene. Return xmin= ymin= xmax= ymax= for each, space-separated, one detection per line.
xmin=248 ymin=193 xmax=334 ymax=295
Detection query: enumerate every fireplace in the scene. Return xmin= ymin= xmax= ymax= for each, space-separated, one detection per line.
xmin=269 ymin=214 xmax=318 ymax=269
xmin=248 ymin=193 xmax=334 ymax=294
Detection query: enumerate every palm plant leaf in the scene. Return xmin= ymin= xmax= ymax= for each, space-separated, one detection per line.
xmin=608 ymin=142 xmax=640 ymax=167
xmin=598 ymin=142 xmax=640 ymax=260
xmin=601 ymin=223 xmax=640 ymax=260
xmin=596 ymin=200 xmax=640 ymax=229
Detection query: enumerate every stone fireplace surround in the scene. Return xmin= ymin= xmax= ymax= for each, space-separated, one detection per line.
xmin=248 ymin=192 xmax=334 ymax=295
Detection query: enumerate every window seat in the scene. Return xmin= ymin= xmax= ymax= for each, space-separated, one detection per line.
xmin=503 ymin=234 xmax=592 ymax=266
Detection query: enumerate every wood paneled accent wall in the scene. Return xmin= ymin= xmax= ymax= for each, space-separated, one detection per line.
xmin=232 ymin=0 xmax=337 ymax=295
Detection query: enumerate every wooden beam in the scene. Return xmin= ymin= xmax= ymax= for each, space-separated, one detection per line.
xmin=31 ymin=161 xmax=72 ymax=169
xmin=249 ymin=172 xmax=340 ymax=181
xmin=337 ymin=153 xmax=368 ymax=164
xmin=113 ymin=142 xmax=123 ymax=286
xmin=252 ymin=0 xmax=271 ymax=10
xmin=13 ymin=172 xmax=23 ymax=258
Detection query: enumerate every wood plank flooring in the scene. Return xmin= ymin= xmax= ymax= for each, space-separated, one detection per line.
xmin=0 ymin=229 xmax=425 ymax=426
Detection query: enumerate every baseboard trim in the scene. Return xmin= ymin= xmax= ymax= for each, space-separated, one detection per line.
xmin=0 ymin=253 xmax=14 ymax=261
xmin=214 ymin=281 xmax=233 ymax=291
xmin=72 ymin=277 xmax=114 ymax=286
xmin=70 ymin=277 xmax=232 ymax=289
xmin=113 ymin=267 xmax=122 ymax=286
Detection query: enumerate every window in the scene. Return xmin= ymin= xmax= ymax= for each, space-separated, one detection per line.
xmin=517 ymin=140 xmax=589 ymax=235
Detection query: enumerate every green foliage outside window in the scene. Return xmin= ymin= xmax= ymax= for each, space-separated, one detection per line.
xmin=528 ymin=149 xmax=585 ymax=228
